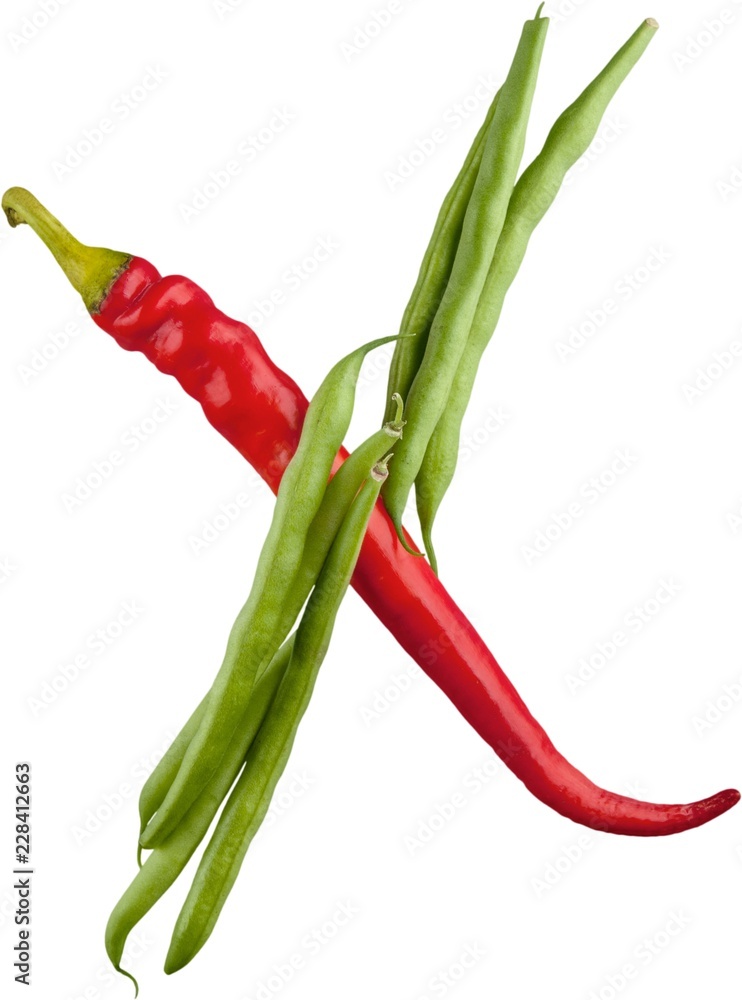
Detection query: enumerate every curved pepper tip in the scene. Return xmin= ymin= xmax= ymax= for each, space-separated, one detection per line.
xmin=705 ymin=787 xmax=740 ymax=817
xmin=601 ymin=786 xmax=740 ymax=835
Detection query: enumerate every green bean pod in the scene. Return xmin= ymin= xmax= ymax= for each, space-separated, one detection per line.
xmin=106 ymin=636 xmax=294 ymax=996
xmin=382 ymin=8 xmax=549 ymax=544
xmin=289 ymin=393 xmax=404 ymax=614
xmin=163 ymin=459 xmax=390 ymax=974
xmin=135 ymin=400 xmax=404 ymax=849
xmin=384 ymin=91 xmax=501 ymax=424
xmin=137 ymin=694 xmax=208 ymax=854
xmin=416 ymin=17 xmax=659 ymax=572
xmin=140 ymin=336 xmax=397 ymax=850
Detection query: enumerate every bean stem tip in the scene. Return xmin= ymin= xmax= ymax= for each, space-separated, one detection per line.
xmin=372 ymin=454 xmax=393 ymax=482
xmin=384 ymin=393 xmax=406 ymax=438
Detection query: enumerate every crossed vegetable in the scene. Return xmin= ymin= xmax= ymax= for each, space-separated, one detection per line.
xmin=4 ymin=10 xmax=737 ymax=993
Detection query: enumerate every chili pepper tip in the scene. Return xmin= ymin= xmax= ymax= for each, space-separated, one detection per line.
xmin=717 ymin=788 xmax=741 ymax=810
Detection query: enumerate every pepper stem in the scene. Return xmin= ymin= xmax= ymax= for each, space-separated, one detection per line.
xmin=2 ymin=187 xmax=131 ymax=313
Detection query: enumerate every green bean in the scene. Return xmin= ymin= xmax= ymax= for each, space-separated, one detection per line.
xmin=137 ymin=694 xmax=208 ymax=858
xmin=288 ymin=393 xmax=404 ymax=618
xmin=135 ymin=400 xmax=404 ymax=855
xmin=116 ymin=414 xmax=405 ymax=988
xmin=384 ymin=91 xmax=501 ymax=424
xmin=416 ymin=18 xmax=658 ymax=572
xmin=139 ymin=336 xmax=397 ymax=849
xmin=106 ymin=636 xmax=294 ymax=996
xmin=382 ymin=8 xmax=549 ymax=544
xmin=163 ymin=459 xmax=391 ymax=974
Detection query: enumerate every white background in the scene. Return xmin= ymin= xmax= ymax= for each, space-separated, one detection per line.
xmin=2 ymin=0 xmax=741 ymax=997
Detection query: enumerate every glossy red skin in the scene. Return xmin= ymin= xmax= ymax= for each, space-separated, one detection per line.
xmin=94 ymin=257 xmax=739 ymax=835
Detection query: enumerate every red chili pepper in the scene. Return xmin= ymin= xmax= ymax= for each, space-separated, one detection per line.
xmin=4 ymin=188 xmax=738 ymax=835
